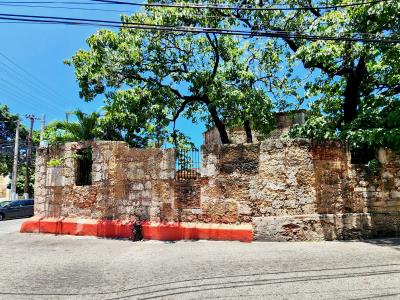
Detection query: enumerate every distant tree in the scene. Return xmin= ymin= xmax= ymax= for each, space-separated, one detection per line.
xmin=0 ymin=104 xmax=28 ymax=176
xmin=0 ymin=104 xmax=35 ymax=196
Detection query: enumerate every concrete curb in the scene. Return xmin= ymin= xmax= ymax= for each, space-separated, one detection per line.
xmin=20 ymin=218 xmax=253 ymax=242
xmin=142 ymin=222 xmax=253 ymax=242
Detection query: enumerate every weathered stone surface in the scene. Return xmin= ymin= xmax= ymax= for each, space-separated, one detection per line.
xmin=174 ymin=179 xmax=203 ymax=209
xmin=253 ymin=213 xmax=374 ymax=241
xmin=217 ymin=143 xmax=260 ymax=175
xmin=34 ymin=141 xmax=176 ymax=221
xmin=46 ymin=167 xmax=64 ymax=187
xmin=34 ymin=139 xmax=400 ymax=241
xmin=200 ymin=199 xmax=238 ymax=223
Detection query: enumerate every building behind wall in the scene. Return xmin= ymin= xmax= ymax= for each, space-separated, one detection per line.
xmin=203 ymin=110 xmax=306 ymax=145
xmin=0 ymin=175 xmax=10 ymax=200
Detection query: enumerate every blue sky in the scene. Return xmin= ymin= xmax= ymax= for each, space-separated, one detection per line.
xmin=0 ymin=2 xmax=205 ymax=147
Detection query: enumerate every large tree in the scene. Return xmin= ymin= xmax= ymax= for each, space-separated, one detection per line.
xmin=221 ymin=0 xmax=400 ymax=149
xmin=67 ymin=8 xmax=294 ymax=144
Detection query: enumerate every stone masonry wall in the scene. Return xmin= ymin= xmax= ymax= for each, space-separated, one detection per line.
xmin=34 ymin=140 xmax=400 ymax=241
xmin=34 ymin=141 xmax=175 ymax=222
xmin=201 ymin=140 xmax=400 ymax=240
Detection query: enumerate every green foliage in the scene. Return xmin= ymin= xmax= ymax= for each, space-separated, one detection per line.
xmin=290 ymin=99 xmax=400 ymax=151
xmin=0 ymin=104 xmax=23 ymax=141
xmin=4 ymin=161 xmax=35 ymax=196
xmin=15 ymin=163 xmax=35 ymax=196
xmin=47 ymin=159 xmax=63 ymax=167
xmin=0 ymin=104 xmax=28 ymax=176
xmin=169 ymin=130 xmax=195 ymax=150
xmin=244 ymin=0 xmax=400 ymax=150
xmin=43 ymin=110 xmax=101 ymax=145
xmin=66 ymin=7 xmax=295 ymax=144
xmin=366 ymin=159 xmax=380 ymax=178
xmin=289 ymin=115 xmax=338 ymax=140
xmin=64 ymin=1 xmax=399 ymax=149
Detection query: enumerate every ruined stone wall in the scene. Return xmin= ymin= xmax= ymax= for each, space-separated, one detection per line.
xmin=200 ymin=140 xmax=400 ymax=240
xmin=34 ymin=139 xmax=400 ymax=241
xmin=34 ymin=141 xmax=175 ymax=221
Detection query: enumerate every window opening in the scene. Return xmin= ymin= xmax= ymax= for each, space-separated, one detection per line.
xmin=75 ymin=148 xmax=92 ymax=186
xmin=350 ymin=145 xmax=375 ymax=165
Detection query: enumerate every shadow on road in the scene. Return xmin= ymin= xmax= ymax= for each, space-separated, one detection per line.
xmin=0 ymin=263 xmax=399 ymax=299
xmin=359 ymin=238 xmax=400 ymax=251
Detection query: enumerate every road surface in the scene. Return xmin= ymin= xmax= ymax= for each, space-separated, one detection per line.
xmin=0 ymin=218 xmax=399 ymax=299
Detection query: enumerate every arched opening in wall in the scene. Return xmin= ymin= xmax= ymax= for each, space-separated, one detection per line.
xmin=75 ymin=147 xmax=92 ymax=186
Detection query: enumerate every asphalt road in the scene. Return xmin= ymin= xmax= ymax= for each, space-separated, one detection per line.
xmin=0 ymin=219 xmax=399 ymax=300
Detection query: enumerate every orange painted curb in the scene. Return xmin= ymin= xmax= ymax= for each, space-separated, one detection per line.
xmin=39 ymin=217 xmax=64 ymax=234
xmin=20 ymin=216 xmax=43 ymax=233
xmin=62 ymin=218 xmax=98 ymax=236
xmin=20 ymin=218 xmax=253 ymax=242
xmin=97 ymin=220 xmax=133 ymax=239
xmin=142 ymin=223 xmax=253 ymax=242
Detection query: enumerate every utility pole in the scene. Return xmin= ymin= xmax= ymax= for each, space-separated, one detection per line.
xmin=24 ymin=114 xmax=39 ymax=199
xmin=40 ymin=114 xmax=46 ymax=147
xmin=11 ymin=118 xmax=20 ymax=200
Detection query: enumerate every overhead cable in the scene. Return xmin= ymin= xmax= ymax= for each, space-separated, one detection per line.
xmin=89 ymin=0 xmax=391 ymax=11
xmin=0 ymin=0 xmax=391 ymax=11
xmin=0 ymin=13 xmax=398 ymax=44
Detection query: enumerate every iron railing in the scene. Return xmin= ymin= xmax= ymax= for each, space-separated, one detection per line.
xmin=175 ymin=148 xmax=201 ymax=180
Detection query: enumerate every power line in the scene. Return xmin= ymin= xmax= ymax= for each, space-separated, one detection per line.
xmin=0 ymin=51 xmax=70 ymax=107
xmin=0 ymin=15 xmax=394 ymax=43
xmin=89 ymin=0 xmax=391 ymax=11
xmin=0 ymin=1 xmax=100 ymax=4
xmin=0 ymin=82 xmax=51 ymax=114
xmin=0 ymin=76 xmax=60 ymax=115
xmin=0 ymin=2 xmax=136 ymax=13
xmin=0 ymin=13 xmax=398 ymax=44
xmin=0 ymin=90 xmax=59 ymax=121
xmin=0 ymin=3 xmax=246 ymax=21
xmin=0 ymin=0 xmax=392 ymax=11
xmin=0 ymin=61 xmax=66 ymax=114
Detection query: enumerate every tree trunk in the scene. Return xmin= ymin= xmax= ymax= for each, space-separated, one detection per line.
xmin=342 ymin=56 xmax=367 ymax=125
xmin=208 ymin=106 xmax=230 ymax=144
xmin=202 ymin=96 xmax=230 ymax=144
xmin=343 ymin=74 xmax=360 ymax=124
xmin=244 ymin=119 xmax=253 ymax=143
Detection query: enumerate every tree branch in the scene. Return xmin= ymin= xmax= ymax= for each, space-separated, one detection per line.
xmin=171 ymin=96 xmax=198 ymax=122
xmin=305 ymin=0 xmax=321 ymax=17
xmin=206 ymin=33 xmax=220 ymax=81
xmin=123 ymin=71 xmax=185 ymax=100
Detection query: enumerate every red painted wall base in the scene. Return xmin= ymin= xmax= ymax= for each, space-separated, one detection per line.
xmin=20 ymin=218 xmax=253 ymax=242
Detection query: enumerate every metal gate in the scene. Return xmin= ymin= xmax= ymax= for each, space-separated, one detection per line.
xmin=175 ymin=148 xmax=200 ymax=180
